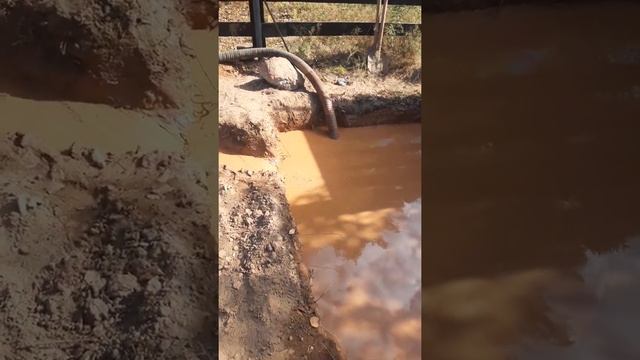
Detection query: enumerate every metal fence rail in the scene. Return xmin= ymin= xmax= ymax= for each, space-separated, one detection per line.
xmin=219 ymin=0 xmax=422 ymax=47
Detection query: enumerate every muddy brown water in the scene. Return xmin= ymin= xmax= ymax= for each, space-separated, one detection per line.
xmin=425 ymin=3 xmax=640 ymax=359
xmin=281 ymin=127 xmax=422 ymax=360
xmin=220 ymin=124 xmax=422 ymax=359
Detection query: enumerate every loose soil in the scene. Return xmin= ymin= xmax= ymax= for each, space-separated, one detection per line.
xmin=0 ymin=0 xmax=215 ymax=123
xmin=0 ymin=133 xmax=216 ymax=359
xmin=218 ymin=169 xmax=343 ymax=360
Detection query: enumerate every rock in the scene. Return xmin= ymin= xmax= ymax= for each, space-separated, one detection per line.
xmin=13 ymin=133 xmax=32 ymax=148
xmin=265 ymin=243 xmax=274 ymax=252
xmin=232 ymin=278 xmax=242 ymax=290
xmin=45 ymin=181 xmax=65 ymax=194
xmin=258 ymin=57 xmax=304 ymax=91
xmin=92 ymin=324 xmax=107 ymax=337
xmin=309 ymin=316 xmax=319 ymax=328
xmin=159 ymin=305 xmax=171 ymax=317
xmin=84 ymin=270 xmax=106 ymax=295
xmin=146 ymin=277 xmax=162 ymax=294
xmin=107 ymin=273 xmax=140 ymax=297
xmin=88 ymin=226 xmax=101 ymax=235
xmin=86 ymin=298 xmax=109 ymax=324
xmin=142 ymin=90 xmax=158 ymax=109
xmin=89 ymin=149 xmax=107 ymax=169
xmin=17 ymin=245 xmax=30 ymax=255
xmin=137 ymin=155 xmax=152 ymax=168
xmin=335 ymin=77 xmax=350 ymax=86
xmin=15 ymin=195 xmax=29 ymax=215
xmin=62 ymin=143 xmax=79 ymax=159
xmin=151 ymin=184 xmax=173 ymax=195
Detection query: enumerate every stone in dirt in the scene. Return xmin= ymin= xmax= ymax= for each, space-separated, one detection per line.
xmin=15 ymin=194 xmax=29 ymax=215
xmin=309 ymin=316 xmax=320 ymax=328
xmin=84 ymin=270 xmax=106 ymax=296
xmin=88 ymin=149 xmax=107 ymax=169
xmin=107 ymin=273 xmax=140 ymax=297
xmin=145 ymin=276 xmax=162 ymax=294
xmin=259 ymin=57 xmax=305 ymax=91
xmin=45 ymin=181 xmax=65 ymax=194
xmin=151 ymin=184 xmax=174 ymax=195
xmin=13 ymin=133 xmax=31 ymax=148
xmin=86 ymin=298 xmax=110 ymax=325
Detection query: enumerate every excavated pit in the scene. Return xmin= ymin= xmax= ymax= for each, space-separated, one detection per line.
xmin=219 ymin=60 xmax=422 ymax=359
xmin=219 ymin=64 xmax=421 ymax=157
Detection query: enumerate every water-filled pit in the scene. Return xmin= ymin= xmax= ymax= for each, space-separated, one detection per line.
xmin=220 ymin=124 xmax=422 ymax=359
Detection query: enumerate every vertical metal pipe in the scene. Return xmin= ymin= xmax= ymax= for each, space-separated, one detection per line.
xmin=249 ymin=0 xmax=265 ymax=47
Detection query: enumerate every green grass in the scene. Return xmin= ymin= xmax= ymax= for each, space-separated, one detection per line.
xmin=219 ymin=1 xmax=421 ymax=80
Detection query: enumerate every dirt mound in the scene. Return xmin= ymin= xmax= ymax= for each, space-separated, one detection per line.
xmin=0 ymin=0 xmax=200 ymax=114
xmin=218 ymin=169 xmax=343 ymax=360
xmin=0 ymin=133 xmax=216 ymax=359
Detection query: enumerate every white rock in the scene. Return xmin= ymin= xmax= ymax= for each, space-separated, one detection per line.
xmin=258 ymin=57 xmax=304 ymax=91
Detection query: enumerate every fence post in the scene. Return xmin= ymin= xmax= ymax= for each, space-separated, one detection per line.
xmin=249 ymin=0 xmax=266 ymax=47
